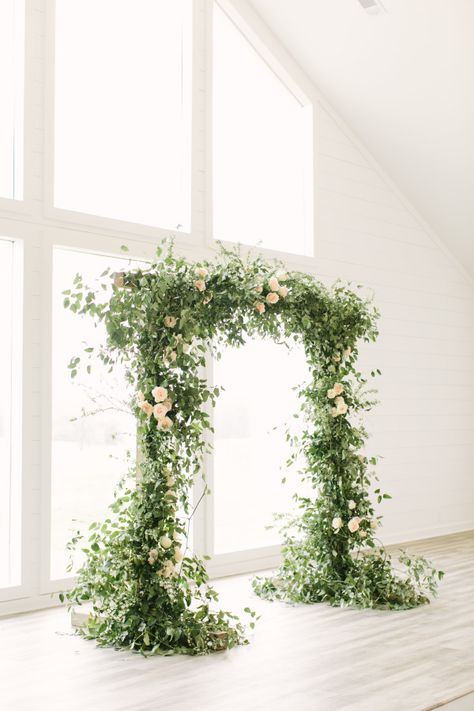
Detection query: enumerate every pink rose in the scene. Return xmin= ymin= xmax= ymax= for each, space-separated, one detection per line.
xmin=157 ymin=416 xmax=173 ymax=430
xmin=255 ymin=302 xmax=266 ymax=314
xmin=266 ymin=292 xmax=279 ymax=305
xmin=140 ymin=401 xmax=153 ymax=417
xmin=278 ymin=286 xmax=289 ymax=298
xmin=153 ymin=403 xmax=169 ymax=420
xmin=333 ymin=383 xmax=344 ymax=396
xmin=195 ymin=279 xmax=206 ymax=291
xmin=195 ymin=267 xmax=208 ymax=278
xmin=152 ymin=386 xmax=168 ymax=403
xmin=255 ymin=286 xmax=263 ymax=294
xmin=268 ymin=276 xmax=280 ymax=292
xmin=348 ymin=517 xmax=361 ymax=533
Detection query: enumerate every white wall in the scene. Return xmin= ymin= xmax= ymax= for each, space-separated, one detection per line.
xmin=315 ymin=105 xmax=474 ymax=543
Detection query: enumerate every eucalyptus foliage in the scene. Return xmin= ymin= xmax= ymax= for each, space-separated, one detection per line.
xmin=62 ymin=242 xmax=442 ymax=655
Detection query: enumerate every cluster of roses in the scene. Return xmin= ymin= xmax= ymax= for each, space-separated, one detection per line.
xmin=332 ymin=344 xmax=352 ymax=364
xmin=327 ymin=382 xmax=348 ymax=417
xmin=194 ymin=265 xmax=208 ymax=292
xmin=137 ymin=386 xmax=173 ymax=430
xmin=332 ymin=498 xmax=378 ymax=539
xmin=147 ymin=468 xmax=184 ymax=578
xmin=254 ymin=270 xmax=290 ymax=314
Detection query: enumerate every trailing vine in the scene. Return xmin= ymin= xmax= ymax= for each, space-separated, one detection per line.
xmin=62 ymin=241 xmax=442 ymax=656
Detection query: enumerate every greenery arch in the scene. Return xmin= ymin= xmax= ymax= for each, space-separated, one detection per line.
xmin=64 ymin=242 xmax=441 ymax=655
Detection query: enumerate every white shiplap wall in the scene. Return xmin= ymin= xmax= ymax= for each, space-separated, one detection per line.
xmin=315 ymin=106 xmax=474 ymax=543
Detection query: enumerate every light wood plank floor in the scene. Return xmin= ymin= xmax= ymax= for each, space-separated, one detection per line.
xmin=1 ymin=532 xmax=473 ymax=711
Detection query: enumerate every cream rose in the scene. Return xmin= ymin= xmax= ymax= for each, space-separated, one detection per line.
xmin=337 ymin=402 xmax=348 ymax=415
xmin=164 ymin=316 xmax=177 ymax=328
xmin=348 ymin=500 xmax=356 ymax=510
xmin=359 ymin=530 xmax=367 ymax=539
xmin=195 ymin=266 xmax=208 ymax=278
xmin=152 ymin=386 xmax=168 ymax=403
xmin=195 ymin=279 xmax=206 ymax=292
xmin=276 ymin=270 xmax=288 ymax=281
xmin=266 ymin=292 xmax=279 ymax=305
xmin=160 ymin=560 xmax=175 ymax=578
xmin=153 ymin=403 xmax=168 ymax=420
xmin=157 ymin=416 xmax=173 ymax=430
xmin=370 ymin=519 xmax=379 ymax=530
xmin=159 ymin=535 xmax=172 ymax=549
xmin=255 ymin=301 xmax=266 ymax=314
xmin=330 ymin=407 xmax=338 ymax=418
xmin=140 ymin=401 xmax=153 ymax=417
xmin=332 ymin=517 xmax=343 ymax=530
xmin=333 ymin=383 xmax=344 ymax=396
xmin=278 ymin=286 xmax=289 ymax=298
xmin=327 ymin=388 xmax=336 ymax=399
xmin=348 ymin=517 xmax=361 ymax=533
xmin=136 ymin=391 xmax=145 ymax=403
xmin=268 ymin=276 xmax=280 ymax=292
xmin=147 ymin=548 xmax=158 ymax=565
xmin=255 ymin=285 xmax=263 ymax=294
xmin=174 ymin=548 xmax=184 ymax=563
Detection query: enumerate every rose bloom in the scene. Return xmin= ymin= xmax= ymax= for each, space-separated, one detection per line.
xmin=276 ymin=270 xmax=288 ymax=281
xmin=147 ymin=548 xmax=158 ymax=565
xmin=162 ymin=398 xmax=172 ymax=411
xmin=268 ymin=276 xmax=280 ymax=292
xmin=337 ymin=402 xmax=348 ymax=415
xmin=359 ymin=530 xmax=367 ymax=539
xmin=327 ymin=388 xmax=336 ymax=399
xmin=174 ymin=548 xmax=184 ymax=562
xmin=266 ymin=292 xmax=279 ymax=305
xmin=348 ymin=517 xmax=361 ymax=533
xmin=330 ymin=407 xmax=338 ymax=418
xmin=153 ymin=403 xmax=168 ymax=420
xmin=333 ymin=383 xmax=344 ymax=396
xmin=278 ymin=286 xmax=289 ymax=298
xmin=255 ymin=285 xmax=263 ymax=294
xmin=160 ymin=535 xmax=172 ymax=549
xmin=332 ymin=517 xmax=343 ymax=530
xmin=195 ymin=266 xmax=208 ymax=278
xmin=157 ymin=416 xmax=173 ymax=430
xmin=335 ymin=396 xmax=344 ymax=405
xmin=160 ymin=560 xmax=175 ymax=578
xmin=348 ymin=500 xmax=356 ymax=510
xmin=140 ymin=401 xmax=153 ymax=417
xmin=195 ymin=279 xmax=206 ymax=291
xmin=255 ymin=301 xmax=266 ymax=314
xmin=164 ymin=316 xmax=177 ymax=328
xmin=152 ymin=386 xmax=168 ymax=403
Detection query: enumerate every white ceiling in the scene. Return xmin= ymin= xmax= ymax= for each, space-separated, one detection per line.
xmin=248 ymin=0 xmax=474 ymax=277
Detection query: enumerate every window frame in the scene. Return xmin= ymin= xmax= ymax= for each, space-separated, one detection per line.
xmin=0 ymin=0 xmax=319 ymax=615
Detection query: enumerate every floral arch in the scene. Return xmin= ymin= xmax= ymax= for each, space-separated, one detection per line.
xmin=64 ymin=243 xmax=441 ymax=655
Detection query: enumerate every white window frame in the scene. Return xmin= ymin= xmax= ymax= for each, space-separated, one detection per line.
xmin=0 ymin=0 xmax=319 ymax=616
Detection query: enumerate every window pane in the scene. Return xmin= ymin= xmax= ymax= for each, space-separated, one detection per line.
xmin=213 ymin=4 xmax=313 ymax=255
xmin=213 ymin=337 xmax=310 ymax=554
xmin=50 ymin=249 xmax=138 ymax=580
xmin=0 ymin=0 xmax=24 ymax=199
xmin=54 ymin=0 xmax=192 ymax=231
xmin=0 ymin=239 xmax=21 ymax=588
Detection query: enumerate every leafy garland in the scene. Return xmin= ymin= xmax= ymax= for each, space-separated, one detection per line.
xmin=63 ymin=242 xmax=442 ymax=656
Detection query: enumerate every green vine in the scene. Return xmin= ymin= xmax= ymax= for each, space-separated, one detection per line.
xmin=62 ymin=240 xmax=442 ymax=655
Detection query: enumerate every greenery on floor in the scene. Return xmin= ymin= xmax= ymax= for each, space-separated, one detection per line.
xmin=62 ymin=240 xmax=442 ymax=655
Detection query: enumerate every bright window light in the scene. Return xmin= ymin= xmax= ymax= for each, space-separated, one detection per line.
xmin=54 ymin=0 xmax=192 ymax=231
xmin=213 ymin=337 xmax=310 ymax=554
xmin=0 ymin=0 xmax=24 ymax=200
xmin=0 ymin=239 xmax=21 ymax=588
xmin=213 ymin=4 xmax=313 ymax=255
xmin=50 ymin=249 xmax=139 ymax=580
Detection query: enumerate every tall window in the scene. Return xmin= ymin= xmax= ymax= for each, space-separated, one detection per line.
xmin=0 ymin=239 xmax=21 ymax=588
xmin=0 ymin=0 xmax=24 ymax=200
xmin=50 ymin=249 xmax=138 ymax=580
xmin=213 ymin=4 xmax=313 ymax=255
xmin=54 ymin=0 xmax=192 ymax=231
xmin=213 ymin=337 xmax=310 ymax=554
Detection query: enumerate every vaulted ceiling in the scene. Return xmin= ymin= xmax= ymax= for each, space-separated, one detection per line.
xmin=248 ymin=0 xmax=474 ymax=277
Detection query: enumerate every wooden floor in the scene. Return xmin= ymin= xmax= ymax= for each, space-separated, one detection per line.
xmin=1 ymin=532 xmax=473 ymax=711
